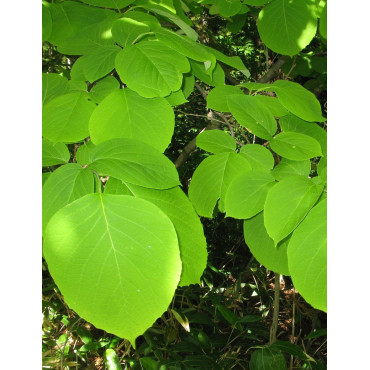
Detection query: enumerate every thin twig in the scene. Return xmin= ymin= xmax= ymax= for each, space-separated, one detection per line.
xmin=269 ymin=273 xmax=281 ymax=344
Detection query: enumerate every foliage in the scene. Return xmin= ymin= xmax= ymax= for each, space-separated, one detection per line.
xmin=42 ymin=0 xmax=327 ymax=367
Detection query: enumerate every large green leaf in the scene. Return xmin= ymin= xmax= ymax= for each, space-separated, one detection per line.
xmin=196 ymin=130 xmax=236 ymax=154
xmin=42 ymin=2 xmax=52 ymax=42
xmin=257 ymin=0 xmax=318 ymax=56
xmin=250 ymin=347 xmax=287 ymax=370
xmin=279 ymin=114 xmax=327 ymax=156
xmin=206 ymin=85 xmax=244 ymax=112
xmin=43 ymin=92 xmax=96 ymax=143
xmin=317 ymin=156 xmax=327 ymax=184
xmin=79 ymin=46 xmax=121 ymax=83
xmin=42 ymin=163 xmax=95 ymax=234
xmin=115 ymin=40 xmax=190 ymax=98
xmin=228 ymin=95 xmax=277 ymax=140
xmin=225 ymin=170 xmax=276 ymax=219
xmin=264 ymin=176 xmax=323 ymax=244
xmin=89 ymin=89 xmax=174 ymax=152
xmin=42 ymin=73 xmax=69 ymax=106
xmin=79 ymin=0 xmax=135 ymax=9
xmin=188 ymin=152 xmax=252 ymax=218
xmin=89 ymin=138 xmax=180 ymax=189
xmin=243 ymin=0 xmax=271 ymax=5
xmin=89 ymin=76 xmax=120 ymax=104
xmin=105 ymin=179 xmax=207 ymax=287
xmin=112 ymin=11 xmax=161 ymax=48
xmin=270 ymin=132 xmax=322 ymax=161
xmin=48 ymin=2 xmax=119 ymax=55
xmin=288 ymin=200 xmax=327 ymax=312
xmin=244 ymin=212 xmax=290 ymax=276
xmin=155 ymin=29 xmax=216 ymax=72
xmin=43 ymin=193 xmax=181 ymax=346
xmin=42 ymin=138 xmax=70 ymax=167
xmin=239 ymin=144 xmax=275 ymax=171
xmin=271 ymin=158 xmax=311 ymax=181
xmin=273 ymin=80 xmax=325 ymax=122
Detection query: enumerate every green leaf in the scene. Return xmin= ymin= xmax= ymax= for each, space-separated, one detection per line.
xmin=79 ymin=46 xmax=121 ymax=83
xmin=225 ymin=170 xmax=276 ymax=219
xmin=209 ymin=0 xmax=242 ymax=17
xmin=207 ymin=85 xmax=244 ymax=112
xmin=271 ymin=158 xmax=311 ymax=181
xmin=217 ymin=304 xmax=241 ymax=329
xmin=136 ymin=4 xmax=198 ymax=40
xmin=103 ymin=348 xmax=123 ymax=370
xmin=43 ymin=92 xmax=96 ymax=143
xmin=43 ymin=193 xmax=182 ymax=346
xmin=264 ymin=176 xmax=323 ymax=244
xmin=253 ymin=95 xmax=289 ymax=117
xmin=42 ymin=73 xmax=69 ymax=106
xmin=182 ymin=73 xmax=195 ymax=98
xmin=243 ymin=0 xmax=271 ymax=5
xmin=79 ymin=0 xmax=134 ymax=9
xmin=111 ymin=11 xmax=161 ymax=48
xmin=140 ymin=357 xmax=159 ymax=370
xmin=42 ymin=138 xmax=70 ymax=167
xmin=244 ymin=212 xmax=290 ymax=275
xmin=108 ymin=182 xmax=208 ymax=287
xmin=319 ymin=2 xmax=327 ymax=39
xmin=104 ymin=177 xmax=133 ymax=196
xmin=48 ymin=2 xmax=119 ymax=55
xmin=202 ymin=44 xmax=250 ymax=77
xmin=165 ymin=89 xmax=188 ymax=106
xmin=155 ymin=29 xmax=216 ymax=72
xmin=89 ymin=76 xmax=120 ymax=104
xmin=273 ymin=80 xmax=325 ymax=122
xmin=42 ymin=173 xmax=51 ymax=187
xmin=89 ymin=89 xmax=174 ymax=152
xmin=288 ymin=199 xmax=327 ymax=312
xmin=42 ymin=163 xmax=95 ymax=234
xmin=89 ymin=138 xmax=180 ymax=189
xmin=188 ymin=152 xmax=252 ymax=217
xmin=250 ymin=347 xmax=287 ymax=370
xmin=279 ymin=114 xmax=327 ymax=156
xmin=76 ymin=141 xmax=96 ymax=166
xmin=270 ymin=132 xmax=322 ymax=161
xmin=190 ymin=60 xmax=225 ymax=87
xmin=271 ymin=340 xmax=311 ymax=361
xmin=115 ymin=40 xmax=190 ymax=98
xmin=226 ymin=13 xmax=247 ymax=33
xmin=196 ymin=130 xmax=236 ymax=154
xmin=68 ymin=80 xmax=87 ymax=93
xmin=317 ymin=156 xmax=327 ymax=183
xmin=228 ymin=95 xmax=277 ymax=140
xmin=70 ymin=58 xmax=87 ymax=81
xmin=257 ymin=0 xmax=318 ymax=56
xmin=239 ymin=144 xmax=275 ymax=171
xmin=42 ymin=2 xmax=52 ymax=42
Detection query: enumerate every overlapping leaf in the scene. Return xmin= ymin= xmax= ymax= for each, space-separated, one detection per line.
xmin=88 ymin=76 xmax=120 ymax=104
xmin=225 ymin=170 xmax=276 ymax=219
xmin=244 ymin=212 xmax=290 ymax=276
xmin=42 ymin=73 xmax=69 ymax=106
xmin=42 ymin=138 xmax=70 ymax=167
xmin=188 ymin=152 xmax=252 ymax=217
xmin=264 ymin=175 xmax=323 ymax=244
xmin=89 ymin=138 xmax=180 ymax=189
xmin=115 ymin=40 xmax=190 ymax=98
xmin=105 ymin=179 xmax=207 ymax=287
xmin=43 ymin=92 xmax=96 ymax=143
xmin=271 ymin=158 xmax=311 ymax=181
xmin=288 ymin=200 xmax=327 ymax=312
xmin=207 ymin=85 xmax=244 ymax=112
xmin=239 ymin=144 xmax=275 ymax=171
xmin=43 ymin=193 xmax=182 ymax=346
xmin=42 ymin=163 xmax=95 ymax=234
xmin=228 ymin=95 xmax=277 ymax=140
xmin=89 ymin=89 xmax=174 ymax=152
